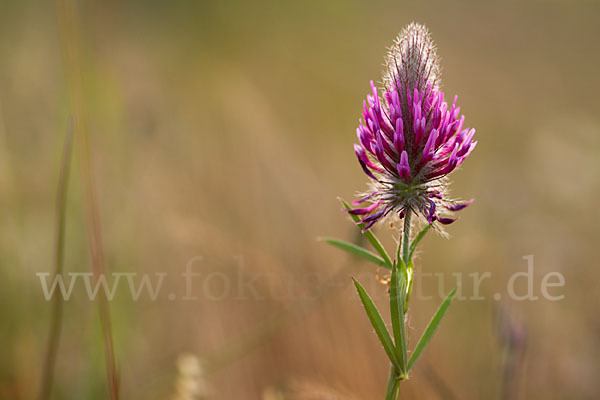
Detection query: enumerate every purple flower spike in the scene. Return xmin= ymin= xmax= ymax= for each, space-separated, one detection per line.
xmin=348 ymin=23 xmax=476 ymax=230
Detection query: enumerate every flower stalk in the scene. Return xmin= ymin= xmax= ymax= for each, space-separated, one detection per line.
xmin=385 ymin=209 xmax=412 ymax=398
xmin=323 ymin=22 xmax=474 ymax=399
xmin=402 ymin=211 xmax=411 ymax=267
xmin=385 ymin=365 xmax=402 ymax=400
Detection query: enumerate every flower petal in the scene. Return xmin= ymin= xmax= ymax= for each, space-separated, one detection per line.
xmin=347 ymin=201 xmax=382 ymax=215
xmin=445 ymin=199 xmax=474 ymax=211
xmin=396 ymin=150 xmax=411 ymax=180
xmin=437 ymin=216 xmax=458 ymax=225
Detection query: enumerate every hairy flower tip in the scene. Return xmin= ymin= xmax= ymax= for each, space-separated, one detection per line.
xmin=350 ymin=23 xmax=476 ymax=231
xmin=383 ymin=22 xmax=441 ymax=97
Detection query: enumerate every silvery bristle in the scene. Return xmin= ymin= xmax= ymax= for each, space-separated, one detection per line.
xmin=383 ymin=22 xmax=441 ymax=93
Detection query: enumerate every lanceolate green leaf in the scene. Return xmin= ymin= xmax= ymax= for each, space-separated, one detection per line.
xmin=340 ymin=198 xmax=393 ymax=268
xmin=408 ymin=223 xmax=432 ymax=261
xmin=353 ymin=279 xmax=401 ymax=370
xmin=389 ymin=262 xmax=408 ymax=373
xmin=321 ymin=238 xmax=388 ymax=268
xmin=408 ymin=288 xmax=457 ymax=370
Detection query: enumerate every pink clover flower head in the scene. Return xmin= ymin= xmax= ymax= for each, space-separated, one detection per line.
xmin=350 ymin=23 xmax=476 ymax=231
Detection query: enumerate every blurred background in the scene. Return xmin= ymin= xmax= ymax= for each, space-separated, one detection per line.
xmin=1 ymin=0 xmax=599 ymax=399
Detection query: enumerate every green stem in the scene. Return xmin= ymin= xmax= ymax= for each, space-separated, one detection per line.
xmin=402 ymin=210 xmax=412 ymax=264
xmin=386 ymin=211 xmax=412 ymax=400
xmin=385 ymin=365 xmax=401 ymax=400
xmin=390 ymin=379 xmax=401 ymax=399
xmin=402 ymin=211 xmax=413 ymax=313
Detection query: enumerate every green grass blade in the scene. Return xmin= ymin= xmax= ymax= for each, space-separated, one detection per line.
xmin=39 ymin=118 xmax=73 ymax=400
xmin=408 ymin=223 xmax=432 ymax=261
xmin=390 ymin=262 xmax=408 ymax=373
xmin=320 ymin=237 xmax=388 ymax=268
xmin=353 ymin=279 xmax=401 ymax=370
xmin=340 ymin=198 xmax=393 ymax=267
xmin=408 ymin=288 xmax=457 ymax=371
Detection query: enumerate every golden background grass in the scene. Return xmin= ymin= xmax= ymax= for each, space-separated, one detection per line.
xmin=1 ymin=0 xmax=599 ymax=398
